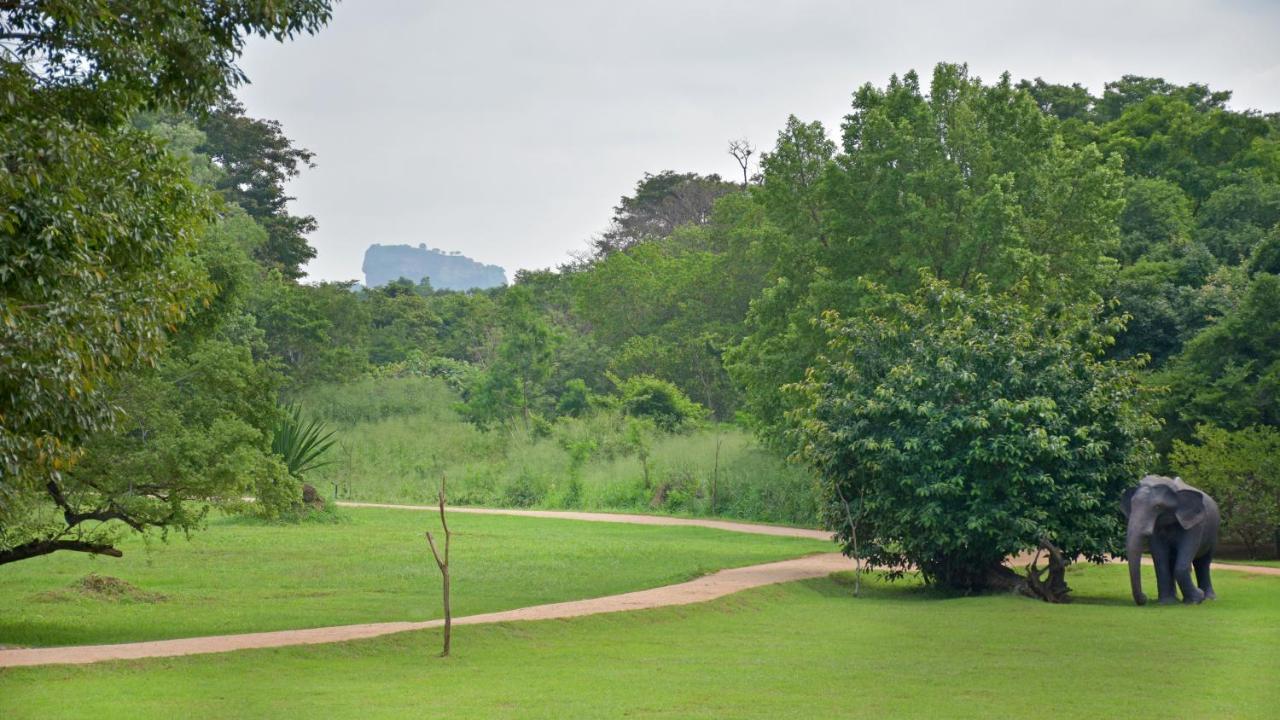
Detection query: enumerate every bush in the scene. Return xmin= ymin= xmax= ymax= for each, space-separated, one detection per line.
xmin=503 ymin=470 xmax=546 ymax=508
xmin=614 ymin=374 xmax=708 ymax=432
xmin=1171 ymin=424 xmax=1280 ymax=558
xmin=789 ymin=275 xmax=1156 ymax=594
xmin=556 ymin=378 xmax=599 ymax=417
xmin=372 ymin=351 xmax=478 ymax=394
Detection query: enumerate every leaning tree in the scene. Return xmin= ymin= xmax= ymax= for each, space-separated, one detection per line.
xmin=788 ymin=274 xmax=1156 ymax=601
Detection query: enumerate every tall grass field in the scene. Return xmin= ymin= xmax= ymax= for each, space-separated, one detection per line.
xmin=293 ymin=377 xmax=821 ymax=526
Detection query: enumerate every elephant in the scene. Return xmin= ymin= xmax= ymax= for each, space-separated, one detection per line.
xmin=1121 ymin=475 xmax=1220 ymax=606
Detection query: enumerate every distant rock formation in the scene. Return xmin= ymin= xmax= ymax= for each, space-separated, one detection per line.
xmin=362 ymin=244 xmax=507 ymax=291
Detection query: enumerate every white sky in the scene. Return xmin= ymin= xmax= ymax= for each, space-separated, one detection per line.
xmin=235 ymin=0 xmax=1280 ymax=283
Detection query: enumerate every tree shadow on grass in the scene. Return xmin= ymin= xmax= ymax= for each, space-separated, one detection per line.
xmin=806 ymin=570 xmax=1138 ymax=607
xmin=802 ymin=571 xmax=948 ymax=602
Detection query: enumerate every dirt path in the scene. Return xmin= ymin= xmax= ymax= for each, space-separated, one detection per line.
xmin=3 ymin=502 xmax=1276 ymax=668
xmin=0 ymin=553 xmax=851 ymax=668
xmin=336 ymin=500 xmax=833 ymax=540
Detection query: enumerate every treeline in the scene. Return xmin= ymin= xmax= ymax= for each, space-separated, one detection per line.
xmin=272 ymin=68 xmax=1278 ymax=462
xmin=229 ymin=65 xmax=1280 ymax=575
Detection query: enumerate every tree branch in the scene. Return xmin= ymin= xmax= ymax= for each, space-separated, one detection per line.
xmin=0 ymin=538 xmax=122 ymax=566
xmin=46 ymin=480 xmax=148 ymax=532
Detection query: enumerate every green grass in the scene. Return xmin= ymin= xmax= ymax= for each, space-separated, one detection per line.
xmin=0 ymin=506 xmax=828 ymax=647
xmin=1218 ymin=558 xmax=1280 ymax=568
xmin=299 ymin=377 xmax=821 ymax=525
xmin=3 ymin=564 xmax=1276 ymax=719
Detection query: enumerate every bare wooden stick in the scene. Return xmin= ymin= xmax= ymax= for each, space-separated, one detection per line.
xmin=835 ymin=484 xmax=863 ymax=597
xmin=424 ymin=474 xmax=451 ymax=656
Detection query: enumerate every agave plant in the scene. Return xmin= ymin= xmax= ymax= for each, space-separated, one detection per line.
xmin=272 ymin=404 xmax=337 ymax=477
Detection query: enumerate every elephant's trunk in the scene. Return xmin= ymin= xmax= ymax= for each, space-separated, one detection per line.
xmin=1127 ymin=521 xmax=1148 ymax=606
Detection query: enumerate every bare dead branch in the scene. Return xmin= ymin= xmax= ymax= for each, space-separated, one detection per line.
xmin=425 ymin=473 xmax=452 ymax=656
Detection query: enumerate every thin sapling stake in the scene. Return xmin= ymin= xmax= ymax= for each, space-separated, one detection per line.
xmin=424 ymin=475 xmax=452 ymax=656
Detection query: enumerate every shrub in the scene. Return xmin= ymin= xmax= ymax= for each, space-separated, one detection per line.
xmin=556 ymin=378 xmax=597 ymax=417
xmin=614 ymin=374 xmax=708 ymax=432
xmin=1171 ymin=424 xmax=1280 ymax=558
xmin=272 ymin=404 xmax=337 ymax=477
xmin=503 ymin=470 xmax=546 ymax=508
xmin=789 ymin=275 xmax=1156 ymax=595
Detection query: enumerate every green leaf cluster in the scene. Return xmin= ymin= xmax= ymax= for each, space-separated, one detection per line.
xmin=1171 ymin=425 xmax=1280 ymax=558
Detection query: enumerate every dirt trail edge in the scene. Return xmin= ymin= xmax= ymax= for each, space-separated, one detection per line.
xmin=336 ymin=500 xmax=833 ymax=540
xmin=0 ymin=553 xmax=850 ymax=668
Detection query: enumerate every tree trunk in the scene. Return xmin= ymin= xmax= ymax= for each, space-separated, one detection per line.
xmin=984 ymin=540 xmax=1072 ymax=603
xmin=440 ymin=565 xmax=451 ymax=656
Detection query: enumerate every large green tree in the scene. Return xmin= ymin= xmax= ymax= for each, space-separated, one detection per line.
xmin=0 ymin=0 xmax=331 ymax=565
xmin=461 ymin=288 xmax=560 ymax=431
xmin=1171 ymin=424 xmax=1280 ymax=558
xmin=789 ymin=275 xmax=1156 ymax=598
xmin=1155 ymin=272 xmax=1280 ymax=450
xmin=730 ymin=64 xmax=1125 ymax=440
xmin=591 ymin=171 xmax=737 ymax=257
xmin=198 ymin=99 xmax=319 ymax=278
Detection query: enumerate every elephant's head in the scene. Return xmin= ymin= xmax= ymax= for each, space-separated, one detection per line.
xmin=1120 ymin=475 xmax=1208 ymax=606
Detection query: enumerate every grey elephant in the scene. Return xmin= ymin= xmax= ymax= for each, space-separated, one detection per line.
xmin=1121 ymin=475 xmax=1220 ymax=606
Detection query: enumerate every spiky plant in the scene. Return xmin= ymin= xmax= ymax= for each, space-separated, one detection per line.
xmin=272 ymin=404 xmax=337 ymax=477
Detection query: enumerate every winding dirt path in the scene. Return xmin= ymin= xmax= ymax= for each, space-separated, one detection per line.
xmin=2 ymin=502 xmax=1276 ymax=668
xmin=0 ymin=553 xmax=849 ymax=668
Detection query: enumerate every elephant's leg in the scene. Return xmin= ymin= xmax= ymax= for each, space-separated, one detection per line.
xmin=1194 ymin=554 xmax=1216 ymax=600
xmin=1173 ymin=533 xmax=1206 ymax=604
xmin=1149 ymin=538 xmax=1177 ymax=603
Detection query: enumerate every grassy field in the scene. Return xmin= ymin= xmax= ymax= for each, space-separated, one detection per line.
xmin=1219 ymin=558 xmax=1280 ymax=568
xmin=297 ymin=377 xmax=821 ymax=525
xmin=3 ymin=564 xmax=1276 ymax=719
xmin=0 ymin=506 xmax=828 ymax=647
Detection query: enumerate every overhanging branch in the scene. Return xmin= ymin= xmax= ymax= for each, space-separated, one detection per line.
xmin=0 ymin=538 xmax=122 ymax=566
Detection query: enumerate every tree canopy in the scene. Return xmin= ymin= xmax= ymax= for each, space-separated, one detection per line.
xmin=0 ymin=1 xmax=332 ymax=565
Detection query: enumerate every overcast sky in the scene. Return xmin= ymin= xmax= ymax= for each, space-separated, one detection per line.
xmin=235 ymin=0 xmax=1280 ymax=284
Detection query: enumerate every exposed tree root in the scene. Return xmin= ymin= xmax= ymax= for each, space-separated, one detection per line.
xmin=985 ymin=539 xmax=1071 ymax=603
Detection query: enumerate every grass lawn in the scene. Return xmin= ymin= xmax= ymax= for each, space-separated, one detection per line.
xmin=2 ymin=564 xmax=1276 ymax=719
xmin=1218 ymin=558 xmax=1280 ymax=568
xmin=0 ymin=507 xmax=828 ymax=647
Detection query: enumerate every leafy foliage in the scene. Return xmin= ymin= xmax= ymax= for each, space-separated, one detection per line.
xmin=1171 ymin=424 xmax=1280 ymax=558
xmin=0 ymin=1 xmax=331 ymax=565
xmin=789 ymin=275 xmax=1156 ymax=591
xmin=615 ymin=375 xmax=708 ymax=432
xmin=730 ymin=64 xmax=1125 ymax=439
xmin=1156 ymin=273 xmax=1280 ymax=450
xmin=272 ymin=405 xmax=337 ymax=477
xmin=592 ymin=171 xmax=737 ymax=257
xmin=460 ymin=287 xmax=560 ymax=431
xmin=0 ymin=110 xmax=212 ymax=500
xmin=198 ymin=99 xmax=319 ymax=278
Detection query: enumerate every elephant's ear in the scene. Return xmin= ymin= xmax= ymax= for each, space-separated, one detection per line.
xmin=1176 ymin=489 xmax=1206 ymax=529
xmin=1120 ymin=487 xmax=1137 ymax=518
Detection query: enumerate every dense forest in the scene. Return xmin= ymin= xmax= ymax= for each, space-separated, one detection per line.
xmin=4 ymin=17 xmax=1278 ymax=590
